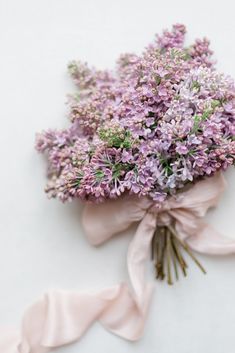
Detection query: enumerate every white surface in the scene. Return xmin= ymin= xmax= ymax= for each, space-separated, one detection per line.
xmin=0 ymin=0 xmax=235 ymax=352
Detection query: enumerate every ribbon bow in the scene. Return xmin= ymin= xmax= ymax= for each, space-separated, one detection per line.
xmin=1 ymin=173 xmax=235 ymax=353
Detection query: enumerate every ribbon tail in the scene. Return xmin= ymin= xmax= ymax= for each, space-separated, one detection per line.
xmin=0 ymin=212 xmax=156 ymax=352
xmin=100 ymin=212 xmax=157 ymax=340
xmin=185 ymin=223 xmax=235 ymax=255
xmin=0 ymin=329 xmax=20 ymax=353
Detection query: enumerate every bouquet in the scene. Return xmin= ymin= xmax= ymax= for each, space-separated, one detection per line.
xmin=3 ymin=24 xmax=232 ymax=353
xmin=36 ymin=24 xmax=235 ymax=283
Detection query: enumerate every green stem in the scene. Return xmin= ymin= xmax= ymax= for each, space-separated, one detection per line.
xmin=168 ymin=225 xmax=206 ymax=275
xmin=171 ymin=234 xmax=188 ymax=277
xmin=151 ymin=224 xmax=206 ymax=284
xmin=166 ymin=229 xmax=173 ymax=285
xmin=170 ymin=232 xmax=179 ymax=281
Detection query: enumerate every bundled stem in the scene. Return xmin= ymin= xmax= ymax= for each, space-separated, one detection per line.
xmin=152 ymin=225 xmax=206 ymax=285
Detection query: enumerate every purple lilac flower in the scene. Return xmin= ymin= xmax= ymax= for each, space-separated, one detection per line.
xmin=36 ymin=24 xmax=235 ymax=204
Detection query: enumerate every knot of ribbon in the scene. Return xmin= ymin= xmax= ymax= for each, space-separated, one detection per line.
xmin=1 ymin=172 xmax=235 ymax=353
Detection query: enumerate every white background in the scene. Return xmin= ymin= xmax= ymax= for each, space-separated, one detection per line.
xmin=0 ymin=0 xmax=235 ymax=352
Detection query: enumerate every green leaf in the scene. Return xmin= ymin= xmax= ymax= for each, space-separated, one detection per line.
xmin=211 ymin=99 xmax=221 ymax=109
xmin=155 ymin=75 xmax=161 ymax=86
xmin=191 ymin=81 xmax=201 ymax=91
xmin=99 ymin=127 xmax=133 ymax=149
xmin=95 ymin=169 xmax=105 ymax=181
xmin=192 ymin=115 xmax=201 ymax=133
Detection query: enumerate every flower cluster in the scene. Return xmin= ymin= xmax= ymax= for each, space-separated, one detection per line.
xmin=36 ymin=24 xmax=235 ymax=203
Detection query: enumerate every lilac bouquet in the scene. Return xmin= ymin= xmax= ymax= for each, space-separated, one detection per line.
xmin=36 ymin=24 xmax=235 ymax=283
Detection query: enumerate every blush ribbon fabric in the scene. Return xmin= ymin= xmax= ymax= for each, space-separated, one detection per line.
xmin=1 ymin=172 xmax=235 ymax=353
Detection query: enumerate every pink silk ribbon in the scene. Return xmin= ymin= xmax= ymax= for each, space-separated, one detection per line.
xmin=1 ymin=172 xmax=235 ymax=352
